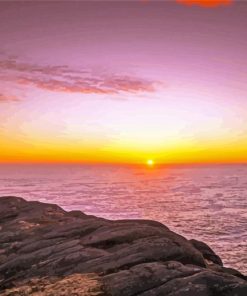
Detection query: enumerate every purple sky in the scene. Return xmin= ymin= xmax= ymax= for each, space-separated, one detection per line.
xmin=1 ymin=1 xmax=247 ymax=164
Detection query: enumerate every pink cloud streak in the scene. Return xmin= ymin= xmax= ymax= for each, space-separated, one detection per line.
xmin=0 ymin=93 xmax=19 ymax=103
xmin=0 ymin=57 xmax=157 ymax=96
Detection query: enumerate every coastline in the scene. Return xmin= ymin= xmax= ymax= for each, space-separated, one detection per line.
xmin=0 ymin=196 xmax=246 ymax=295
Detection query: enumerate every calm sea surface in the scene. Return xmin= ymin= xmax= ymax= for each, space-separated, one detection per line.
xmin=0 ymin=164 xmax=246 ymax=273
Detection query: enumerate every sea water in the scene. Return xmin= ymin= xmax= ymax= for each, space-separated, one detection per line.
xmin=0 ymin=164 xmax=246 ymax=273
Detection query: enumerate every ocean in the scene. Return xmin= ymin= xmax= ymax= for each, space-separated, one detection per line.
xmin=0 ymin=164 xmax=246 ymax=274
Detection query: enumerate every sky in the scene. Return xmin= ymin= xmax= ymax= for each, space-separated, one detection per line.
xmin=0 ymin=0 xmax=247 ymax=165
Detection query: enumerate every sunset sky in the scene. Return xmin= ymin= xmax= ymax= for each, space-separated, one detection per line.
xmin=1 ymin=0 xmax=247 ymax=165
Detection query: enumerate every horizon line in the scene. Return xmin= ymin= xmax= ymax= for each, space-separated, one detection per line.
xmin=1 ymin=161 xmax=247 ymax=166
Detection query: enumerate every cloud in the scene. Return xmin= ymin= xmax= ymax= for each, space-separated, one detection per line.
xmin=0 ymin=57 xmax=157 ymax=96
xmin=16 ymin=75 xmax=156 ymax=95
xmin=176 ymin=0 xmax=233 ymax=7
xmin=0 ymin=93 xmax=19 ymax=103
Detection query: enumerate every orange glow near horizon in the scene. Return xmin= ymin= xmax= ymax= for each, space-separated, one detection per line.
xmin=1 ymin=133 xmax=247 ymax=165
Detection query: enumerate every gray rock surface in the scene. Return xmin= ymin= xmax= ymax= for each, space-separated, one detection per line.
xmin=0 ymin=196 xmax=246 ymax=295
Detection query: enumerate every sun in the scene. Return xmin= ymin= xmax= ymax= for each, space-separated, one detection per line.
xmin=146 ymin=159 xmax=154 ymax=166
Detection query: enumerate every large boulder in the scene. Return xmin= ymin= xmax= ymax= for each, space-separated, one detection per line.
xmin=0 ymin=196 xmax=246 ymax=295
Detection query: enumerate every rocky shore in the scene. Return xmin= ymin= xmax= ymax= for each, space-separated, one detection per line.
xmin=0 ymin=196 xmax=246 ymax=295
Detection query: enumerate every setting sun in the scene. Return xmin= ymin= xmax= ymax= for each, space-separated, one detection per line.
xmin=147 ymin=159 xmax=154 ymax=166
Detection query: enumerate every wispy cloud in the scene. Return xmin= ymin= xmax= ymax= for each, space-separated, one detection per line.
xmin=0 ymin=57 xmax=158 ymax=96
xmin=0 ymin=93 xmax=19 ymax=103
xmin=176 ymin=0 xmax=233 ymax=7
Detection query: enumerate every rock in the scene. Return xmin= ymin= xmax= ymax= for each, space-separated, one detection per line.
xmin=0 ymin=273 xmax=104 ymax=296
xmin=104 ymin=262 xmax=247 ymax=296
xmin=189 ymin=239 xmax=223 ymax=266
xmin=0 ymin=196 xmax=246 ymax=295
